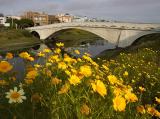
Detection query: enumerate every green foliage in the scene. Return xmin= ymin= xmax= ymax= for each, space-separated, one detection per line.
xmin=6 ymin=18 xmax=34 ymax=29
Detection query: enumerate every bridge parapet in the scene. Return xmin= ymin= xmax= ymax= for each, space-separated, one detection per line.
xmin=26 ymin=22 xmax=160 ymax=48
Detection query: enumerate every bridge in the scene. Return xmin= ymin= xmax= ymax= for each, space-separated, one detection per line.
xmin=27 ymin=22 xmax=160 ymax=48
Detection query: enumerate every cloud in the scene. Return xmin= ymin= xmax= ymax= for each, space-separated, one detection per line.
xmin=0 ymin=0 xmax=160 ymax=23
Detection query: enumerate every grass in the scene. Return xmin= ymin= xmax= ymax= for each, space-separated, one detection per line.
xmin=0 ymin=28 xmax=41 ymax=53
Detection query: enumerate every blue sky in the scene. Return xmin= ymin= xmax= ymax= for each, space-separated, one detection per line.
xmin=0 ymin=0 xmax=160 ymax=23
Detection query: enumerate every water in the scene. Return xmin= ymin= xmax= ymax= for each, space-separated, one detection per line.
xmin=46 ymin=39 xmax=115 ymax=57
xmin=1 ymin=39 xmax=115 ymax=79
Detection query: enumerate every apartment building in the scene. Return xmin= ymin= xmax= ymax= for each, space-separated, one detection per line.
xmin=56 ymin=13 xmax=73 ymax=23
xmin=22 ymin=11 xmax=48 ymax=26
xmin=48 ymin=15 xmax=60 ymax=24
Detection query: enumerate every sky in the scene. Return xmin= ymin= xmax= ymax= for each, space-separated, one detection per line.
xmin=0 ymin=0 xmax=160 ymax=23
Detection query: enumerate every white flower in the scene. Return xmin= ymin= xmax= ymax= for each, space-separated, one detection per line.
xmin=6 ymin=87 xmax=26 ymax=104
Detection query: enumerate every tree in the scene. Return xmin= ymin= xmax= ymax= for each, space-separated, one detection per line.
xmin=17 ymin=19 xmax=34 ymax=29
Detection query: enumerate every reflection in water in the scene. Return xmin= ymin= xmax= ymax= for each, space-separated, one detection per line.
xmin=46 ymin=39 xmax=115 ymax=57
xmin=1 ymin=39 xmax=115 ymax=79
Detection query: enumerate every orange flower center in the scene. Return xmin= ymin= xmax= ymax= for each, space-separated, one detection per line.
xmin=11 ymin=92 xmax=20 ymax=99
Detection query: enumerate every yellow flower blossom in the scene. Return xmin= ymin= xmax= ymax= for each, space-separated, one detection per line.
xmin=65 ymin=70 xmax=71 ymax=76
xmin=107 ymin=75 xmax=119 ymax=85
xmin=27 ymin=57 xmax=34 ymax=62
xmin=113 ymin=88 xmax=122 ymax=96
xmin=0 ymin=61 xmax=13 ymax=73
xmin=80 ymin=65 xmax=92 ymax=77
xmin=80 ymin=104 xmax=91 ymax=116
xmin=54 ymin=48 xmax=61 ymax=54
xmin=155 ymin=97 xmax=160 ymax=104
xmin=136 ymin=105 xmax=146 ymax=114
xmin=125 ymin=92 xmax=138 ymax=102
xmin=74 ymin=50 xmax=80 ymax=55
xmin=58 ymin=83 xmax=70 ymax=94
xmin=56 ymin=42 xmax=64 ymax=47
xmin=19 ymin=52 xmax=30 ymax=59
xmin=113 ymin=96 xmax=126 ymax=112
xmin=26 ymin=70 xmax=38 ymax=79
xmin=139 ymin=86 xmax=146 ymax=92
xmin=51 ymin=77 xmax=62 ymax=85
xmin=68 ymin=75 xmax=81 ymax=85
xmin=6 ymin=53 xmax=13 ymax=59
xmin=58 ymin=62 xmax=68 ymax=70
xmin=37 ymin=52 xmax=45 ymax=57
xmin=91 ymin=80 xmax=107 ymax=97
xmin=123 ymin=71 xmax=128 ymax=77
xmin=43 ymin=48 xmax=51 ymax=53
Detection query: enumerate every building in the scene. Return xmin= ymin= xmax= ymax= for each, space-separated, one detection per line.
xmin=56 ymin=13 xmax=73 ymax=23
xmin=0 ymin=17 xmax=6 ymax=25
xmin=72 ymin=16 xmax=88 ymax=22
xmin=48 ymin=15 xmax=60 ymax=24
xmin=22 ymin=11 xmax=48 ymax=26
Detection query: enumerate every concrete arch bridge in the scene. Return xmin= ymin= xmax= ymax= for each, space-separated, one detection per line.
xmin=27 ymin=22 xmax=160 ymax=48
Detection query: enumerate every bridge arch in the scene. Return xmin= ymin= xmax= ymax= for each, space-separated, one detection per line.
xmin=31 ymin=31 xmax=40 ymax=39
xmin=46 ymin=28 xmax=109 ymax=44
xmin=118 ymin=30 xmax=160 ymax=47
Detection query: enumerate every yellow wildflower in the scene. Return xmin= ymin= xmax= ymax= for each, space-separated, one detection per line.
xmin=125 ymin=92 xmax=138 ymax=102
xmin=19 ymin=52 xmax=30 ymax=59
xmin=80 ymin=65 xmax=92 ymax=77
xmin=107 ymin=75 xmax=119 ymax=85
xmin=71 ymin=68 xmax=77 ymax=74
xmin=26 ymin=70 xmax=38 ymax=79
xmin=54 ymin=48 xmax=61 ymax=54
xmin=80 ymin=104 xmax=91 ymax=116
xmin=139 ymin=86 xmax=146 ymax=92
xmin=136 ymin=105 xmax=146 ymax=114
xmin=6 ymin=53 xmax=13 ymax=59
xmin=91 ymin=80 xmax=107 ymax=97
xmin=58 ymin=62 xmax=68 ymax=70
xmin=74 ymin=50 xmax=80 ymax=55
xmin=113 ymin=88 xmax=122 ymax=96
xmin=155 ymin=97 xmax=160 ymax=104
xmin=0 ymin=61 xmax=13 ymax=73
xmin=123 ymin=71 xmax=128 ymax=77
xmin=50 ymin=55 xmax=60 ymax=62
xmin=58 ymin=83 xmax=70 ymax=94
xmin=51 ymin=77 xmax=62 ymax=85
xmin=27 ymin=57 xmax=34 ymax=62
xmin=64 ymin=55 xmax=72 ymax=63
xmin=68 ymin=75 xmax=81 ymax=85
xmin=43 ymin=48 xmax=51 ymax=53
xmin=25 ymin=79 xmax=33 ymax=84
xmin=56 ymin=42 xmax=64 ymax=47
xmin=77 ymin=58 xmax=82 ymax=62
xmin=37 ymin=52 xmax=45 ymax=57
xmin=65 ymin=70 xmax=71 ymax=76
xmin=113 ymin=96 xmax=126 ymax=112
